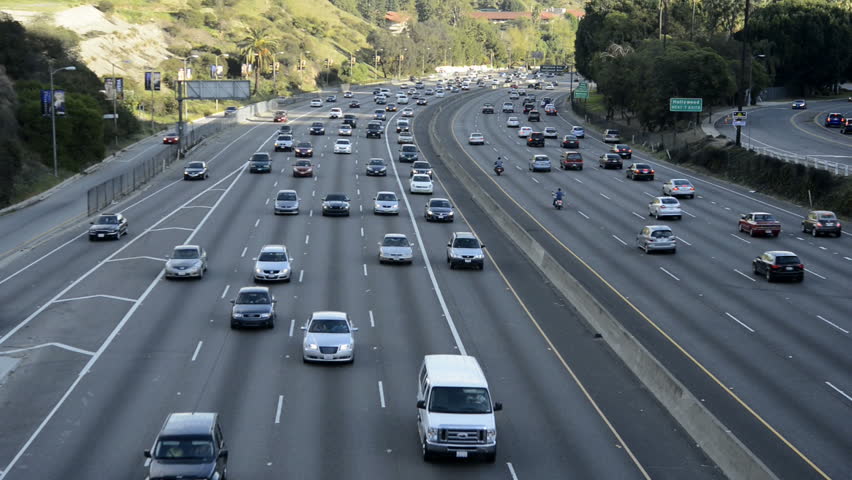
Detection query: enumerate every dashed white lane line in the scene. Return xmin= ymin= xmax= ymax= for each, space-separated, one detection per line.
xmin=220 ymin=285 xmax=230 ymax=299
xmin=725 ymin=312 xmax=755 ymax=333
xmin=805 ymin=268 xmax=826 ymax=279
xmin=734 ymin=269 xmax=756 ymax=282
xmin=659 ymin=267 xmax=680 ymax=281
xmin=265 ymin=198 xmax=270 ymax=205
xmin=613 ymin=177 xmax=624 ymax=183
xmin=363 ymin=264 xmax=368 ymax=276
xmin=515 ymin=165 xmax=522 ymax=170
xmin=531 ymin=177 xmax=540 ymax=184
xmin=816 ymin=315 xmax=849 ymax=334
xmin=359 ymin=204 xmax=363 ymax=213
xmin=360 ymin=227 xmax=364 ymax=238
xmin=844 ymin=257 xmax=852 ymax=262
xmin=254 ymin=218 xmax=260 ymax=228
xmin=573 ymin=177 xmax=583 ymax=183
xmin=369 ymin=310 xmax=375 ymax=327
xmin=309 ymin=210 xmax=313 ymax=217
xmin=600 ymin=192 xmax=612 ymax=200
xmin=818 ymin=246 xmax=827 ymax=251
xmin=305 ymin=234 xmax=310 ymax=245
xmin=631 ymin=211 xmax=644 ymax=219
xmin=642 ymin=192 xmax=654 ymax=198
xmin=730 ymin=233 xmax=751 ymax=244
xmin=298 ymin=270 xmax=304 ymax=283
xmin=289 ymin=319 xmax=295 ymax=337
xmin=241 ymin=247 xmax=247 ymax=257
xmin=312 ymin=190 xmax=315 ymax=197
xmin=274 ymin=395 xmax=284 ymax=424
xmin=273 ymin=181 xmax=278 ymax=187
xmin=578 ymin=211 xmax=590 ymax=220
xmin=826 ymin=382 xmax=852 ymax=404
xmin=357 ymin=188 xmax=361 ymax=196
xmin=378 ymin=381 xmax=386 ymax=408
xmin=507 ymin=462 xmax=519 ymax=479
xmin=681 ymin=209 xmax=696 ymax=218
xmin=611 ymin=235 xmax=627 ymax=246
xmin=796 ymin=236 xmax=805 ymax=241
xmin=191 ymin=341 xmax=203 ymax=362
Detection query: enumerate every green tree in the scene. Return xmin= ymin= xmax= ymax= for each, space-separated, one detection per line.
xmin=239 ymin=26 xmax=278 ymax=95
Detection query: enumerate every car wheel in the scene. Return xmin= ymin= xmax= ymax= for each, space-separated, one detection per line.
xmin=197 ymin=269 xmax=204 ymax=280
xmin=578 ymin=166 xmax=583 ymax=171
xmin=670 ymin=248 xmax=676 ymax=254
xmin=801 ymin=223 xmax=807 ymax=233
xmin=643 ymin=243 xmax=649 ymax=254
xmin=649 ymin=176 xmax=654 ymax=181
xmin=655 ymin=211 xmax=660 ymax=219
xmin=484 ymin=448 xmax=497 ymax=463
xmin=753 ymin=263 xmax=759 ymax=275
xmin=449 ymin=262 xmax=455 ymax=270
xmin=796 ymin=275 xmax=804 ymax=283
xmin=422 ymin=440 xmax=433 ymax=462
xmin=812 ymin=227 xmax=818 ymax=237
xmin=689 ymin=194 xmax=695 ymax=199
xmin=230 ymin=321 xmax=238 ymax=329
xmin=749 ymin=228 xmax=755 ymax=237
xmin=765 ymin=270 xmax=772 ymax=282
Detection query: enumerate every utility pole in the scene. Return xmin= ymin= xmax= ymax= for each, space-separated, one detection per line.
xmin=48 ymin=61 xmax=76 ymax=177
xmin=735 ymin=0 xmax=750 ymax=147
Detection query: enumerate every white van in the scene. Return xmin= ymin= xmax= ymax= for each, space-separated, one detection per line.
xmin=417 ymin=355 xmax=501 ymax=462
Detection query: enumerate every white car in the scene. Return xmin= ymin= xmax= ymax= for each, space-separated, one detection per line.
xmin=506 ymin=116 xmax=520 ymax=128
xmin=398 ymin=132 xmax=414 ymax=144
xmin=543 ymin=127 xmax=558 ymax=138
xmin=509 ymin=91 xmax=519 ymax=99
xmin=398 ymin=95 xmax=409 ymax=104
xmin=571 ymin=125 xmax=585 ymax=138
xmin=435 ymin=89 xmax=445 ymax=97
xmin=310 ymin=98 xmax=322 ymax=107
xmin=333 ymin=139 xmax=352 ymax=154
xmin=648 ymin=196 xmax=683 ymax=220
xmin=338 ymin=124 xmax=353 ymax=136
xmin=402 ymin=107 xmax=414 ymax=117
xmin=329 ymin=108 xmax=343 ymax=119
xmin=502 ymin=102 xmax=514 ymax=113
xmin=343 ymin=91 xmax=353 ymax=98
xmin=518 ymin=88 xmax=527 ymax=96
xmin=409 ymin=174 xmax=434 ymax=194
xmin=662 ymin=179 xmax=696 ymax=199
xmin=374 ymin=191 xmax=400 ymax=215
xmin=545 ymin=83 xmax=555 ymax=90
xmin=518 ymin=126 xmax=533 ymax=137
xmin=468 ymin=132 xmax=485 ymax=145
xmin=301 ymin=311 xmax=357 ymax=363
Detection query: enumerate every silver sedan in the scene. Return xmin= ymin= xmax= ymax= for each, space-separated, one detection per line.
xmin=164 ymin=245 xmax=207 ymax=279
xmin=302 ymin=311 xmax=358 ymax=363
xmin=253 ymin=244 xmax=292 ymax=282
xmin=374 ymin=191 xmax=400 ymax=215
xmin=378 ymin=233 xmax=414 ymax=264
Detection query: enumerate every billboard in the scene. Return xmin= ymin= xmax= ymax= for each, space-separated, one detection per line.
xmin=115 ymin=77 xmax=124 ymax=99
xmin=41 ymin=90 xmax=66 ymax=116
xmin=104 ymin=77 xmax=115 ymax=100
xmin=185 ymin=80 xmax=251 ymax=100
xmin=145 ymin=71 xmax=163 ymax=91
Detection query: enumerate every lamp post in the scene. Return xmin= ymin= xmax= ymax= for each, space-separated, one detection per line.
xmin=49 ymin=62 xmax=76 ymax=177
xmin=272 ymin=51 xmax=284 ymax=94
xmin=106 ymin=59 xmax=130 ymax=147
xmin=177 ymin=54 xmax=199 ymax=153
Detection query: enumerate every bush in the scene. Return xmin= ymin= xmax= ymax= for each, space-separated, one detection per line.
xmin=96 ymin=0 xmax=115 ymax=13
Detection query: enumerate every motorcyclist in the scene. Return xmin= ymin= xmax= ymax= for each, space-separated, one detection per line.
xmin=494 ymin=157 xmax=504 ymax=169
xmin=552 ymin=188 xmax=565 ymax=207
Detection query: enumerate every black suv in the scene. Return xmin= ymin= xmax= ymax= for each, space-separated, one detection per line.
xmin=527 ymin=132 xmax=545 ymax=147
xmin=343 ymin=114 xmax=358 ymax=128
xmin=144 ymin=412 xmax=228 ymax=480
xmin=366 ymin=121 xmax=383 ymax=138
xmin=309 ymin=122 xmax=325 ymax=135
xmin=398 ymin=145 xmax=419 ymax=162
xmin=752 ymin=251 xmax=804 ymax=283
xmin=249 ymin=152 xmax=272 ymax=173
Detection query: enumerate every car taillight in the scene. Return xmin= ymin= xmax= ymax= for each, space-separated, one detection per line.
xmin=650 ymin=170 xmax=655 ymax=173
xmin=816 ymin=222 xmax=823 ymax=227
xmin=628 ymin=149 xmax=632 ymax=153
xmin=798 ymin=264 xmax=804 ymax=269
xmin=770 ymin=264 xmax=781 ymax=270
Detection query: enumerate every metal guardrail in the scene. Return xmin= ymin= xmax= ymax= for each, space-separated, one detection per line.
xmin=747 ymin=147 xmax=851 ymax=176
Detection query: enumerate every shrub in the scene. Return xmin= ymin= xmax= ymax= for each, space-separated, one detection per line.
xmin=96 ymin=0 xmax=115 ymax=13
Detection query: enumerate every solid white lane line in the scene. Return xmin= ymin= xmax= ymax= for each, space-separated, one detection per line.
xmin=659 ymin=267 xmax=680 ymax=281
xmin=816 ymin=315 xmax=849 ymax=334
xmin=369 ymin=310 xmax=375 ymax=327
xmin=507 ymin=462 xmax=519 ymax=480
xmin=378 ymin=381 xmax=386 ymax=408
xmin=725 ymin=312 xmax=755 ymax=333
xmin=611 ymin=235 xmax=627 ymax=246
xmin=265 ymin=198 xmax=270 ymax=205
xmin=805 ymin=268 xmax=826 ymax=279
xmin=730 ymin=233 xmax=751 ymax=244
xmin=578 ymin=211 xmax=590 ymax=219
xmin=599 ymin=192 xmax=611 ymax=200
xmin=677 ymin=237 xmax=692 ymax=246
xmin=0 ymin=342 xmax=94 ymax=356
xmin=254 ymin=218 xmax=260 ymax=228
xmin=631 ymin=211 xmax=644 ymax=219
xmin=305 ymin=234 xmax=310 ymax=244
xmin=733 ymin=269 xmax=756 ymax=282
xmin=53 ymin=294 xmax=136 ymax=304
xmin=361 ymin=227 xmax=364 ymax=238
xmin=363 ymin=264 xmax=368 ymax=276
xmin=241 ymin=247 xmax=247 ymax=257
xmin=298 ymin=270 xmax=304 ymax=283
xmin=844 ymin=257 xmax=852 ymax=261
xmin=191 ymin=341 xmax=203 ymax=362
xmin=220 ymin=285 xmax=230 ymax=299
xmin=825 ymin=382 xmax=852 ymax=404
xmin=275 ymin=395 xmax=284 ymax=424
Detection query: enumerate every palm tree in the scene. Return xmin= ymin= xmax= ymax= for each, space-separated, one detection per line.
xmin=239 ymin=27 xmax=278 ymax=94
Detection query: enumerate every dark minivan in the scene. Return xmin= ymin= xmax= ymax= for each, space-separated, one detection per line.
xmin=144 ymin=412 xmax=228 ymax=480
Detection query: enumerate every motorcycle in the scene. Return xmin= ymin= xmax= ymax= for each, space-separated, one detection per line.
xmin=553 ymin=198 xmax=563 ymax=210
xmin=494 ymin=165 xmax=504 ymax=176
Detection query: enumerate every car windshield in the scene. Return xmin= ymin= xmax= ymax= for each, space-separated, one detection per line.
xmin=428 ymin=387 xmax=492 ymax=414
xmin=258 ymin=251 xmax=286 ymax=262
xmin=312 ymin=122 xmax=323 ymax=127
xmin=251 ymin=154 xmax=268 ymax=162
xmin=326 ymin=194 xmax=347 ymax=201
xmin=336 ymin=140 xmax=349 ymax=145
xmin=818 ymin=214 xmax=836 ymax=221
xmin=534 ymin=156 xmax=549 ymax=162
xmin=297 ymin=143 xmax=311 ymax=148
xmin=608 ymin=130 xmax=620 ymax=135
xmin=383 ymin=237 xmax=408 ymax=247
xmin=173 ymin=248 xmax=199 ymax=259
xmin=236 ymin=291 xmax=270 ymax=304
xmin=776 ymin=256 xmax=801 ymax=265
xmin=661 ymin=198 xmax=679 ymax=205
xmin=673 ymin=180 xmax=690 ymax=186
xmin=99 ymin=215 xmax=118 ymax=224
xmin=153 ymin=438 xmax=215 ymax=461
xmin=412 ymin=175 xmax=430 ymax=182
xmin=309 ymin=319 xmax=350 ymax=333
xmin=187 ymin=162 xmax=204 ymax=169
xmin=430 ymin=200 xmax=451 ymax=208
xmin=754 ymin=214 xmax=776 ymax=221
xmin=277 ymin=192 xmax=297 ymax=200
xmin=651 ymin=230 xmax=673 ymax=238
xmin=277 ymin=135 xmax=290 ymax=141
xmin=453 ymin=238 xmax=480 ymax=249
xmin=402 ymin=146 xmax=417 ymax=152
xmin=294 ymin=161 xmax=311 ymax=167
xmin=377 ymin=193 xmax=396 ymax=201
xmin=369 ymin=160 xmax=385 ymax=166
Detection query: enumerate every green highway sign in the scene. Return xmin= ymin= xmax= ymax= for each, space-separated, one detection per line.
xmin=670 ymin=97 xmax=703 ymax=112
xmin=573 ymin=90 xmax=589 ymax=99
xmin=577 ymin=82 xmax=588 ymax=90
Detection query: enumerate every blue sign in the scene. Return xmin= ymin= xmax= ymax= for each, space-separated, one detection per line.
xmin=41 ymin=89 xmax=51 ymax=116
xmin=40 ymin=90 xmax=66 ymax=116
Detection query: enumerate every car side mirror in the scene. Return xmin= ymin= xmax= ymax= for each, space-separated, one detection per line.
xmin=740 ymin=214 xmax=747 ymax=219
xmin=494 ymin=402 xmax=503 ymax=411
xmin=447 ymin=242 xmax=452 ymax=247
xmin=144 ymin=449 xmax=152 ymax=458
xmin=229 ymin=300 xmax=235 ymax=304
xmin=417 ymin=400 xmax=426 ymax=409
xmin=300 ymin=326 xmax=306 ymax=330
xmin=90 ymin=221 xmax=94 ymax=224
xmin=351 ymin=327 xmax=359 ymax=332
xmin=219 ymin=449 xmax=228 ymax=459
xmin=252 ymin=257 xmax=257 ymax=261
xmin=480 ymin=244 xmax=486 ymax=248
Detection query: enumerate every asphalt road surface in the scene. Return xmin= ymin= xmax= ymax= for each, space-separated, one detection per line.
xmin=0 ymin=82 xmax=722 ymax=479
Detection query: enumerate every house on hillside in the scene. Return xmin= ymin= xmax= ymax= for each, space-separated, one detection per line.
xmin=468 ymin=9 xmax=584 ymax=24
xmin=385 ymin=11 xmax=410 ymax=35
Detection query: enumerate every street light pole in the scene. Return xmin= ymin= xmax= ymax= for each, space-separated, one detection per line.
xmin=111 ymin=61 xmax=118 ymax=146
xmin=49 ymin=62 xmax=76 ymax=177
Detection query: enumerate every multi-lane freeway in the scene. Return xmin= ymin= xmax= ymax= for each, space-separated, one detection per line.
xmin=0 ymin=82 xmax=727 ymax=479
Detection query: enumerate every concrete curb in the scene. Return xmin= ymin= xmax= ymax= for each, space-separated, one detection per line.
xmin=426 ymin=93 xmax=778 ymax=480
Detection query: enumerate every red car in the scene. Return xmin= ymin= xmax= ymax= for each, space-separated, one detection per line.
xmin=738 ymin=212 xmax=781 ymax=237
xmin=163 ymin=133 xmax=179 ymax=144
xmin=292 ymin=160 xmax=313 ymax=177
xmin=273 ymin=111 xmax=288 ymax=123
xmin=560 ymin=151 xmax=583 ymax=170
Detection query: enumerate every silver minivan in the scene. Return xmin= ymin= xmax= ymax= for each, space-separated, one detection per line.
xmin=636 ymin=225 xmax=677 ymax=253
xmin=529 ymin=154 xmax=552 ymax=172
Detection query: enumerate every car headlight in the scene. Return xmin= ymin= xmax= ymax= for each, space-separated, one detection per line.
xmin=255 ymin=268 xmax=264 ymax=274
xmin=487 ymin=428 xmax=496 ymax=441
xmin=258 ymin=313 xmax=270 ymax=319
xmin=306 ymin=343 xmax=318 ymax=350
xmin=475 ymin=254 xmax=484 ymax=259
xmin=426 ymin=427 xmax=438 ymax=441
xmin=427 ymin=210 xmax=433 ymax=215
xmin=232 ymin=312 xmax=243 ymax=318
xmin=339 ymin=344 xmax=351 ymax=352
xmin=281 ymin=268 xmax=289 ymax=275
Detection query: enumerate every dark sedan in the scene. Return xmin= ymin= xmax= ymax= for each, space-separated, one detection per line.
xmin=294 ymin=142 xmax=314 ymax=157
xmin=561 ymin=135 xmax=580 ymax=149
xmin=322 ymin=193 xmax=351 ymax=216
xmin=230 ymin=287 xmax=276 ymax=328
xmin=89 ymin=213 xmax=128 ymax=240
xmin=292 ymin=160 xmax=313 ymax=177
xmin=349 ymin=100 xmax=360 ymax=108
xmin=598 ymin=153 xmax=623 ymax=169
xmin=309 ymin=122 xmax=325 ymax=135
xmin=626 ymin=163 xmax=654 ymax=180
xmin=365 ymin=158 xmax=388 ymax=176
xmin=611 ymin=144 xmax=633 ymax=159
xmin=425 ymin=198 xmax=454 ymax=222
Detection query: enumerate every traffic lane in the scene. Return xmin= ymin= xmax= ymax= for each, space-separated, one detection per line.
xmin=736 ymin=100 xmax=852 ymax=156
xmin=430 ymin=90 xmax=831 ymax=479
